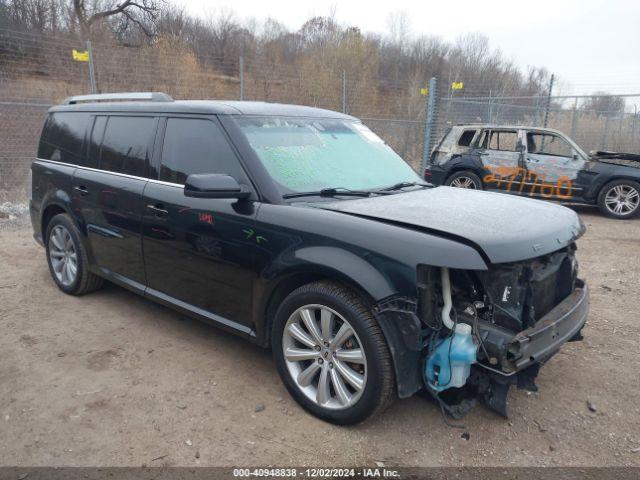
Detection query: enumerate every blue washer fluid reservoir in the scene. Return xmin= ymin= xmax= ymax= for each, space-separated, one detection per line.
xmin=426 ymin=323 xmax=478 ymax=392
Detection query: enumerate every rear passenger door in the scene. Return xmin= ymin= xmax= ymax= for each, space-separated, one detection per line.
xmin=477 ymin=129 xmax=525 ymax=193
xmin=142 ymin=116 xmax=258 ymax=333
xmin=73 ymin=115 xmax=158 ymax=288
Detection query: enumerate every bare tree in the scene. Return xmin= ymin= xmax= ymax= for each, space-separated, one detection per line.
xmin=71 ymin=0 xmax=161 ymax=38
xmin=1 ymin=0 xmax=66 ymax=32
xmin=386 ymin=11 xmax=411 ymax=50
xmin=582 ymin=92 xmax=626 ymax=116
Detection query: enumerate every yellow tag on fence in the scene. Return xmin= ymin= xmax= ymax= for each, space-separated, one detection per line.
xmin=451 ymin=81 xmax=464 ymax=90
xmin=420 ymin=88 xmax=429 ymax=95
xmin=72 ymin=49 xmax=89 ymax=62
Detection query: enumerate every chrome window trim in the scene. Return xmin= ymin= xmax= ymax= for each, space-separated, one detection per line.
xmin=34 ymin=157 xmax=183 ymax=188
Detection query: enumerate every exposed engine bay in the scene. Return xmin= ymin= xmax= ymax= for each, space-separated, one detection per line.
xmin=416 ymin=244 xmax=587 ymax=418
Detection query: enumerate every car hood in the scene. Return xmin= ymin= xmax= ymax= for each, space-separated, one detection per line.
xmin=312 ymin=187 xmax=585 ymax=264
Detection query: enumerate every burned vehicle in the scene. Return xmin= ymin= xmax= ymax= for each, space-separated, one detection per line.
xmin=425 ymin=124 xmax=640 ymax=219
xmin=31 ymin=93 xmax=588 ymax=425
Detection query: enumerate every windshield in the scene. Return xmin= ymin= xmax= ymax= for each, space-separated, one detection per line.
xmin=234 ymin=116 xmax=420 ymax=195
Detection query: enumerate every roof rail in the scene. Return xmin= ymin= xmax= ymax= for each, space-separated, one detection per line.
xmin=62 ymin=92 xmax=174 ymax=105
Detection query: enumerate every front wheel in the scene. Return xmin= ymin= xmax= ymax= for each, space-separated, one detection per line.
xmin=597 ymin=179 xmax=640 ymax=219
xmin=272 ymin=281 xmax=394 ymax=425
xmin=445 ymin=170 xmax=483 ymax=190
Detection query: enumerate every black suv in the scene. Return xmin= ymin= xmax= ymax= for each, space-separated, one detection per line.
xmin=31 ymin=93 xmax=589 ymax=425
xmin=425 ymin=124 xmax=640 ymax=219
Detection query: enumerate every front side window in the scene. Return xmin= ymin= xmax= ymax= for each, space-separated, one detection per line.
xmin=527 ymin=133 xmax=573 ymax=157
xmin=234 ymin=116 xmax=420 ymax=194
xmin=38 ymin=112 xmax=90 ymax=164
xmin=160 ymin=117 xmax=245 ymax=184
xmin=100 ymin=116 xmax=155 ymax=177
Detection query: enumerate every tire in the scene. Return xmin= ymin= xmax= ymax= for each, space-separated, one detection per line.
xmin=597 ymin=179 xmax=640 ymax=219
xmin=272 ymin=281 xmax=395 ymax=425
xmin=45 ymin=213 xmax=103 ymax=295
xmin=445 ymin=170 xmax=483 ymax=190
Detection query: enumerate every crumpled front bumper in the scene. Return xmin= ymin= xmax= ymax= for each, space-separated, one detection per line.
xmin=505 ymin=280 xmax=589 ymax=372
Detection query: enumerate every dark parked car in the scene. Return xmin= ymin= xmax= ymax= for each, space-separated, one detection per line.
xmin=425 ymin=124 xmax=640 ymax=219
xmin=31 ymin=93 xmax=588 ymax=424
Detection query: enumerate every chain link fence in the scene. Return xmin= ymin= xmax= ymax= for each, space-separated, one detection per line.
xmin=1 ymin=28 xmax=639 ymax=203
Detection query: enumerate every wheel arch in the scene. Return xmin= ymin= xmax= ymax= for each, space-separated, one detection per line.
xmin=260 ymin=266 xmax=377 ymax=348
xmin=40 ymin=198 xmax=95 ymax=264
xmin=445 ymin=167 xmax=485 ymax=188
xmin=41 ymin=203 xmax=69 ymax=246
xmin=586 ymin=173 xmax=640 ymax=201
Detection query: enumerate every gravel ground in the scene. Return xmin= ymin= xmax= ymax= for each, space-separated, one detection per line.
xmin=0 ymin=206 xmax=639 ymax=467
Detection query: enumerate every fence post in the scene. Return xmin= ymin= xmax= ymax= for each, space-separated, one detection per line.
xmin=341 ymin=70 xmax=347 ymax=114
xmin=239 ymin=56 xmax=244 ymax=101
xmin=487 ymin=89 xmax=493 ymax=123
xmin=570 ymin=98 xmax=578 ymax=139
xmin=421 ymin=77 xmax=438 ymax=173
xmin=542 ymin=74 xmax=554 ymax=128
xmin=85 ymin=39 xmax=97 ymax=94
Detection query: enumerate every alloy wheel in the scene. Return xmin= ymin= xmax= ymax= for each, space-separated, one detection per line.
xmin=49 ymin=225 xmax=78 ymax=286
xmin=450 ymin=176 xmax=478 ymax=189
xmin=282 ymin=304 xmax=367 ymax=410
xmin=604 ymin=184 xmax=639 ymax=216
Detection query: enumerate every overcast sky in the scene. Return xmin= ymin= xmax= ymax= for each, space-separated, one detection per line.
xmin=180 ymin=0 xmax=640 ymax=100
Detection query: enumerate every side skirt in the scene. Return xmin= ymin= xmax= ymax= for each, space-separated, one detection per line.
xmin=95 ymin=267 xmax=257 ymax=340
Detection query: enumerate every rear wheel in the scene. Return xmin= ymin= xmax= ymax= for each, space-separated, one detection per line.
xmin=597 ymin=179 xmax=640 ymax=219
xmin=45 ymin=213 xmax=103 ymax=295
xmin=272 ymin=281 xmax=394 ymax=425
xmin=445 ymin=170 xmax=483 ymax=190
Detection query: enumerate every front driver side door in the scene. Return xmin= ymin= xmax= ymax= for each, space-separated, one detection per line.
xmin=524 ymin=131 xmax=585 ymax=200
xmin=142 ymin=116 xmax=259 ymax=334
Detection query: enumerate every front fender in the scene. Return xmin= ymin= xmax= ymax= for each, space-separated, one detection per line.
xmin=292 ymin=246 xmax=403 ymax=300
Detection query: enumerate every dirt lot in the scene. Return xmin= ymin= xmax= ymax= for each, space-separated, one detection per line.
xmin=0 ymin=206 xmax=639 ymax=467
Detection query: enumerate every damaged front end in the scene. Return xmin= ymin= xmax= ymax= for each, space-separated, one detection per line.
xmin=375 ymin=244 xmax=589 ymax=419
xmin=430 ymin=245 xmax=588 ymax=418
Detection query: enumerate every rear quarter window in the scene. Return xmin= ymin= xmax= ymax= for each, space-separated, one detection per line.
xmin=38 ymin=112 xmax=91 ymax=164
xmin=458 ymin=129 xmax=477 ymax=147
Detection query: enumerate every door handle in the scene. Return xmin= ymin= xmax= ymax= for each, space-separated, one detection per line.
xmin=147 ymin=204 xmax=169 ymax=217
xmin=74 ymin=185 xmax=89 ymax=196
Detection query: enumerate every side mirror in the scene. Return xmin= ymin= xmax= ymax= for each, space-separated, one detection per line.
xmin=184 ymin=173 xmax=251 ymax=200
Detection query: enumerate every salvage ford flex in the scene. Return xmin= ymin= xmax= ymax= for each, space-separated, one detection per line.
xmin=30 ymin=93 xmax=589 ymax=425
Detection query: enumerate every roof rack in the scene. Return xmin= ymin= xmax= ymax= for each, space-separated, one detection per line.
xmin=62 ymin=92 xmax=174 ymax=105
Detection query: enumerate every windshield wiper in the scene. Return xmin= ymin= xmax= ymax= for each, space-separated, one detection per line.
xmin=378 ymin=181 xmax=431 ymax=192
xmin=282 ymin=187 xmax=376 ymax=199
